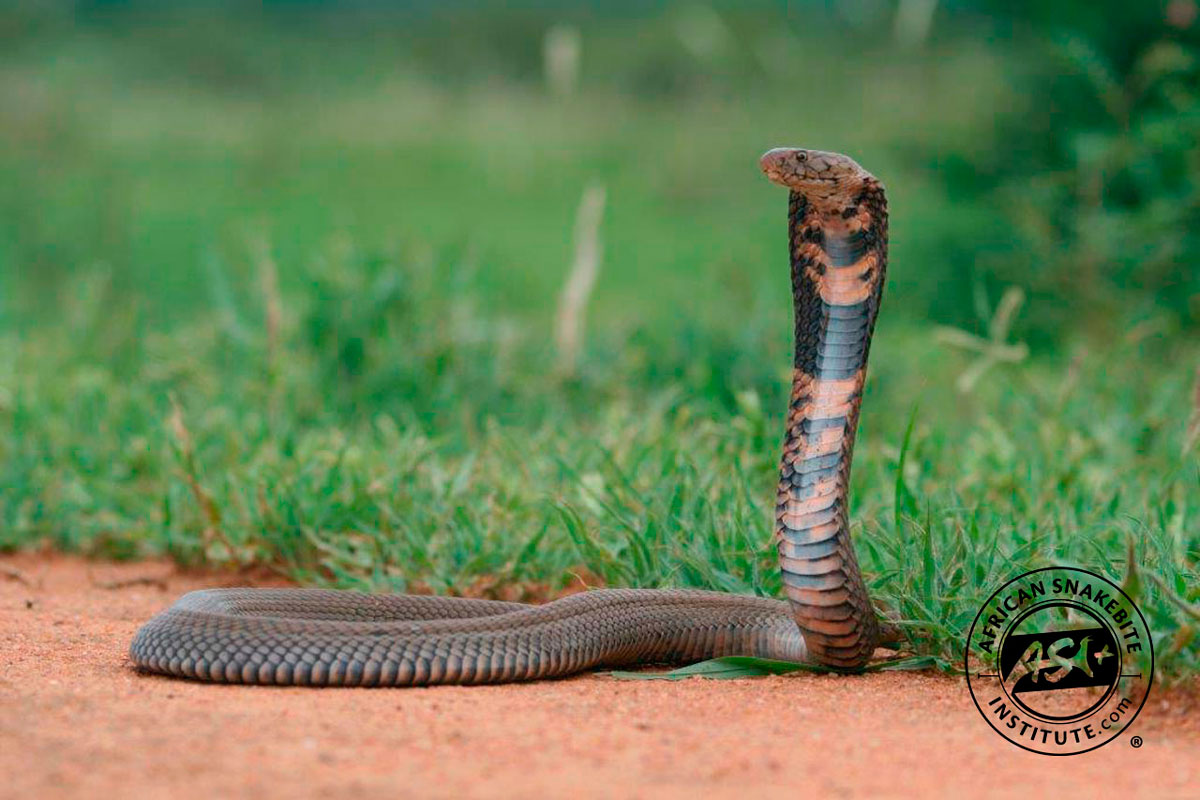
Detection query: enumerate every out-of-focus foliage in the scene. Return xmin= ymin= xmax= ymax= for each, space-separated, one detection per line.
xmin=972 ymin=0 xmax=1200 ymax=341
xmin=0 ymin=2 xmax=1197 ymax=679
xmin=3 ymin=1 xmax=1198 ymax=342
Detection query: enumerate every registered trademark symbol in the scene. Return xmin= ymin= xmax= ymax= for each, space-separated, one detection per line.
xmin=965 ymin=566 xmax=1155 ymax=755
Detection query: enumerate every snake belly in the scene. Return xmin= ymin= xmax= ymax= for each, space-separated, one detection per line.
xmin=129 ymin=148 xmax=888 ymax=685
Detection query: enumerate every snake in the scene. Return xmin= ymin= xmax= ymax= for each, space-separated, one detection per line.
xmin=129 ymin=148 xmax=890 ymax=685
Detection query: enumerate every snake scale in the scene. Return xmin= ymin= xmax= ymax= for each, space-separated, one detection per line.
xmin=129 ymin=148 xmax=890 ymax=685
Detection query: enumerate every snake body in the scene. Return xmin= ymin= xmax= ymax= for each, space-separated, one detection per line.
xmin=129 ymin=148 xmax=889 ymax=685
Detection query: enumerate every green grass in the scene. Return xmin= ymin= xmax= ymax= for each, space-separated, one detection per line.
xmin=0 ymin=6 xmax=1197 ymax=683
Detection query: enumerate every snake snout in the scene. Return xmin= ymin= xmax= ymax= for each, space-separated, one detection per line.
xmin=759 ymin=148 xmax=805 ymax=187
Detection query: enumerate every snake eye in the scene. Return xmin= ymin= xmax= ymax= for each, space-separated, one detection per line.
xmin=796 ymin=152 xmax=808 ymax=162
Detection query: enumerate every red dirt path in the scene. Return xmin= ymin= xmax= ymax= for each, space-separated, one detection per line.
xmin=2 ymin=552 xmax=1197 ymax=799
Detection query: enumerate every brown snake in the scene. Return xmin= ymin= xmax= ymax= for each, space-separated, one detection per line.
xmin=129 ymin=148 xmax=890 ymax=685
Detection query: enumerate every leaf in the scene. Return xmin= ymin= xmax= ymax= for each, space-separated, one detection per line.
xmin=1121 ymin=534 xmax=1142 ymax=606
xmin=556 ymin=502 xmax=632 ymax=582
xmin=509 ymin=521 xmax=549 ymax=579
xmin=607 ymin=653 xmax=944 ymax=681
xmin=894 ymin=403 xmax=920 ymax=534
xmin=1147 ymin=572 xmax=1200 ymax=623
xmin=866 ymin=655 xmax=945 ymax=672
xmin=607 ymin=656 xmax=834 ymax=681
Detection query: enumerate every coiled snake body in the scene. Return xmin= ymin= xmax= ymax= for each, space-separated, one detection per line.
xmin=130 ymin=148 xmax=889 ymax=685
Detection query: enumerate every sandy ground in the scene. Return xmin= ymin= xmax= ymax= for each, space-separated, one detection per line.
xmin=1 ymin=552 xmax=1197 ymax=800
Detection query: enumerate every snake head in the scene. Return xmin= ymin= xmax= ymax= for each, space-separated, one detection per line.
xmin=759 ymin=148 xmax=874 ymax=199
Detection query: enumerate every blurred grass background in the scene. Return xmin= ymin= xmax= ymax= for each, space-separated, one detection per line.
xmin=1 ymin=0 xmax=1197 ymax=680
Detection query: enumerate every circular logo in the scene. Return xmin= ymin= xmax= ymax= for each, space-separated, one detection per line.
xmin=965 ymin=566 xmax=1153 ymax=755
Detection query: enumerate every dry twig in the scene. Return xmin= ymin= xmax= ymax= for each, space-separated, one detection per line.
xmin=90 ymin=574 xmax=170 ymax=592
xmin=1 ymin=565 xmax=36 ymax=588
xmin=555 ymin=182 xmax=606 ymax=376
xmin=167 ymin=393 xmax=236 ymax=558
xmin=934 ymin=286 xmax=1029 ymax=393
xmin=1183 ymin=365 xmax=1200 ymax=457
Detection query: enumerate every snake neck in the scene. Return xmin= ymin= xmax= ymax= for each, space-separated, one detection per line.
xmin=775 ymin=183 xmax=888 ymax=669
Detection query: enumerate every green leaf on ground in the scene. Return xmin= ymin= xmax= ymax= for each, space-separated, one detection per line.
xmin=607 ymin=654 xmax=942 ymax=681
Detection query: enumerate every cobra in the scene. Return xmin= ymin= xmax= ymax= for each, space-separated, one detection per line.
xmin=129 ymin=148 xmax=891 ymax=685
